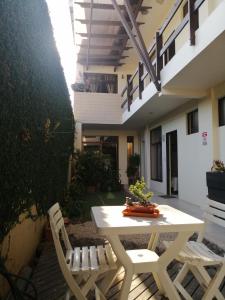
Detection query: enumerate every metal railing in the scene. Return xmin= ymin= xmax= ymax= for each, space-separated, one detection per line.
xmin=121 ymin=0 xmax=206 ymax=112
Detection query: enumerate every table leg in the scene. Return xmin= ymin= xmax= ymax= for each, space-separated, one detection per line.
xmin=98 ymin=267 xmax=121 ymax=295
xmin=106 ymin=235 xmax=134 ymax=300
xmin=158 ymin=269 xmax=181 ymax=300
xmin=148 ymin=232 xmax=159 ymax=251
xmin=157 ymin=231 xmax=193 ymax=300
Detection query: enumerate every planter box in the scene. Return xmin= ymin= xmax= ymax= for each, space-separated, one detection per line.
xmin=206 ymin=172 xmax=225 ymax=204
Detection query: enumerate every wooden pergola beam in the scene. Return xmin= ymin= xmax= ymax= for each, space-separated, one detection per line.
xmin=77 ymin=59 xmax=125 ymax=66
xmin=77 ymin=33 xmax=129 ymax=39
xmin=76 ymin=19 xmax=144 ymax=26
xmin=86 ymin=0 xmax=93 ymax=69
xmin=111 ymin=0 xmax=160 ymax=90
xmin=111 ymin=0 xmax=144 ymax=71
xmin=78 ymin=55 xmax=128 ymax=60
xmin=76 ymin=44 xmax=132 ymax=51
xmin=74 ymin=2 xmax=152 ymax=11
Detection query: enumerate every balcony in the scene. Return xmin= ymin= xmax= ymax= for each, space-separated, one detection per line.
xmin=121 ymin=0 xmax=225 ymax=126
xmin=74 ymin=91 xmax=122 ymax=125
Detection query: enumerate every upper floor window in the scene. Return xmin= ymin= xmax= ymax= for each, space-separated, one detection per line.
xmin=150 ymin=127 xmax=162 ymax=182
xmin=187 ymin=109 xmax=199 ymax=134
xmin=219 ymin=97 xmax=225 ymax=127
xmin=84 ymin=73 xmax=118 ymax=94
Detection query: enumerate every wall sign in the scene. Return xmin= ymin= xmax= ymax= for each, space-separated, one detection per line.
xmin=202 ymin=131 xmax=208 ymax=145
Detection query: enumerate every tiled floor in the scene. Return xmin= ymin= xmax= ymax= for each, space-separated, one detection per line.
xmin=154 ymin=194 xmax=225 ymax=250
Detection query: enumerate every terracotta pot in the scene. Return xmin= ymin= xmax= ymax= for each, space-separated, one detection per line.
xmin=126 ymin=203 xmax=157 ymax=214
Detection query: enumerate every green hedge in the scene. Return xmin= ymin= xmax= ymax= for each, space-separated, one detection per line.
xmin=0 ymin=0 xmax=74 ymax=242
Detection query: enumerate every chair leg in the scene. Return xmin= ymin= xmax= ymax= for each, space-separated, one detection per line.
xmin=97 ymin=266 xmax=121 ymax=294
xmin=65 ymin=289 xmax=71 ymax=300
xmin=118 ymin=269 xmax=133 ymax=300
xmin=202 ymin=264 xmax=225 ymax=300
xmin=158 ymin=269 xmax=181 ymax=300
xmin=82 ymin=272 xmax=99 ymax=296
xmin=174 ymin=264 xmax=193 ymax=300
xmin=94 ymin=284 xmax=107 ymax=300
xmin=153 ymin=272 xmax=165 ymax=295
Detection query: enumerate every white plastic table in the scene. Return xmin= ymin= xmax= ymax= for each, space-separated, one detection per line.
xmin=91 ymin=205 xmax=205 ymax=300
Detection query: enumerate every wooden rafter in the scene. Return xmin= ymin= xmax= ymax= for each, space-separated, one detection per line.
xmin=76 ymin=19 xmax=144 ymax=27
xmin=75 ymin=0 xmax=150 ymax=67
xmin=77 ymin=44 xmax=132 ymax=51
xmin=112 ymin=0 xmax=160 ymax=90
xmin=86 ymin=0 xmax=93 ymax=69
xmin=77 ymin=33 xmax=129 ymax=39
xmin=78 ymin=55 xmax=128 ymax=60
xmin=111 ymin=0 xmax=143 ymax=70
xmin=77 ymin=60 xmax=125 ymax=67
xmin=74 ymin=2 xmax=152 ymax=11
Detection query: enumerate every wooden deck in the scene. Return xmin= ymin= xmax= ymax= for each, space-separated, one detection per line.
xmin=30 ymin=243 xmax=225 ymax=300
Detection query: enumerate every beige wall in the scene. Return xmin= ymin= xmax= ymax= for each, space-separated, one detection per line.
xmin=74 ymin=92 xmax=122 ymax=124
xmin=0 ymin=209 xmax=45 ymax=297
xmin=82 ymin=129 xmax=139 ymax=184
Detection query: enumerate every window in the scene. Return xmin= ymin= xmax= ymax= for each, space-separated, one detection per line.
xmin=150 ymin=127 xmax=162 ymax=181
xmin=127 ymin=136 xmax=134 ymax=159
xmin=219 ymin=97 xmax=225 ymax=127
xmin=187 ymin=109 xmax=199 ymax=134
xmin=83 ymin=73 xmax=118 ymax=93
xmin=82 ymin=136 xmax=118 ymax=170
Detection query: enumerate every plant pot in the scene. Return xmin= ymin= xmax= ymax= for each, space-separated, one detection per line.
xmin=206 ymin=172 xmax=225 ymax=203
xmin=126 ymin=203 xmax=157 ymax=213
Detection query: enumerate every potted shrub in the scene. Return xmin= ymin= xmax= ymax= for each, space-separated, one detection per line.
xmin=126 ymin=178 xmax=158 ymax=212
xmin=206 ymin=160 xmax=225 ymax=204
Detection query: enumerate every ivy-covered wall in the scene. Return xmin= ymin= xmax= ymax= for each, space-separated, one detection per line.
xmin=0 ymin=0 xmax=74 ymax=244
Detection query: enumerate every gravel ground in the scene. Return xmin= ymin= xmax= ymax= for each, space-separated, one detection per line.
xmin=67 ymin=221 xmax=225 ymax=256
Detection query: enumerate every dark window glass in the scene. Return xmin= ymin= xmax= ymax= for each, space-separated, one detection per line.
xmin=127 ymin=136 xmax=134 ymax=159
xmin=183 ymin=1 xmax=188 ymax=18
xmin=150 ymin=127 xmax=162 ymax=181
xmin=83 ymin=73 xmax=118 ymax=93
xmin=219 ymin=97 xmax=225 ymax=127
xmin=187 ymin=109 xmax=199 ymax=134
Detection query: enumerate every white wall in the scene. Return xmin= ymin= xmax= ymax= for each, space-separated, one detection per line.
xmin=213 ymin=82 xmax=225 ymax=161
xmin=74 ymin=92 xmax=122 ymax=124
xmin=143 ymin=84 xmax=225 ymax=207
xmin=82 ymin=129 xmax=139 ymax=185
xmin=142 ymin=81 xmax=225 ymax=207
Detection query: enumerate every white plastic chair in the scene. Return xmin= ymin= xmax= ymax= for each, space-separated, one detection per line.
xmin=165 ymin=199 xmax=225 ymax=300
xmin=48 ymin=203 xmax=118 ymax=300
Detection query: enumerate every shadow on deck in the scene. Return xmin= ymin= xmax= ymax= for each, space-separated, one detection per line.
xmin=30 ymin=242 xmax=225 ymax=300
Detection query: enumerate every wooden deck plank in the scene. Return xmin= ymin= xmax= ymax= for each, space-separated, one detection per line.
xmin=30 ymin=243 xmax=225 ymax=300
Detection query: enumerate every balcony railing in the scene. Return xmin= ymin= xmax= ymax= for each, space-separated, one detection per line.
xmin=121 ymin=0 xmax=206 ymax=112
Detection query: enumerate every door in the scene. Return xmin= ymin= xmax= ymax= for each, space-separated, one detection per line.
xmin=166 ymin=131 xmax=178 ymax=196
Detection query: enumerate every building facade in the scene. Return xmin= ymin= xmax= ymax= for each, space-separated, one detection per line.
xmin=72 ymin=0 xmax=225 ymax=207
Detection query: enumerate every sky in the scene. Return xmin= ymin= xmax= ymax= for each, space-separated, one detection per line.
xmin=46 ymin=0 xmax=76 ymax=105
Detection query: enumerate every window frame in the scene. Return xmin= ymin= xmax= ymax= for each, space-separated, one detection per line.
xmin=218 ymin=97 xmax=225 ymax=127
xmin=187 ymin=109 xmax=199 ymax=135
xmin=150 ymin=126 xmax=163 ymax=182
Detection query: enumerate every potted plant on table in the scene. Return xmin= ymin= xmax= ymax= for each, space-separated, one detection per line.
xmin=206 ymin=160 xmax=225 ymax=204
xmin=125 ymin=177 xmax=159 ymax=215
